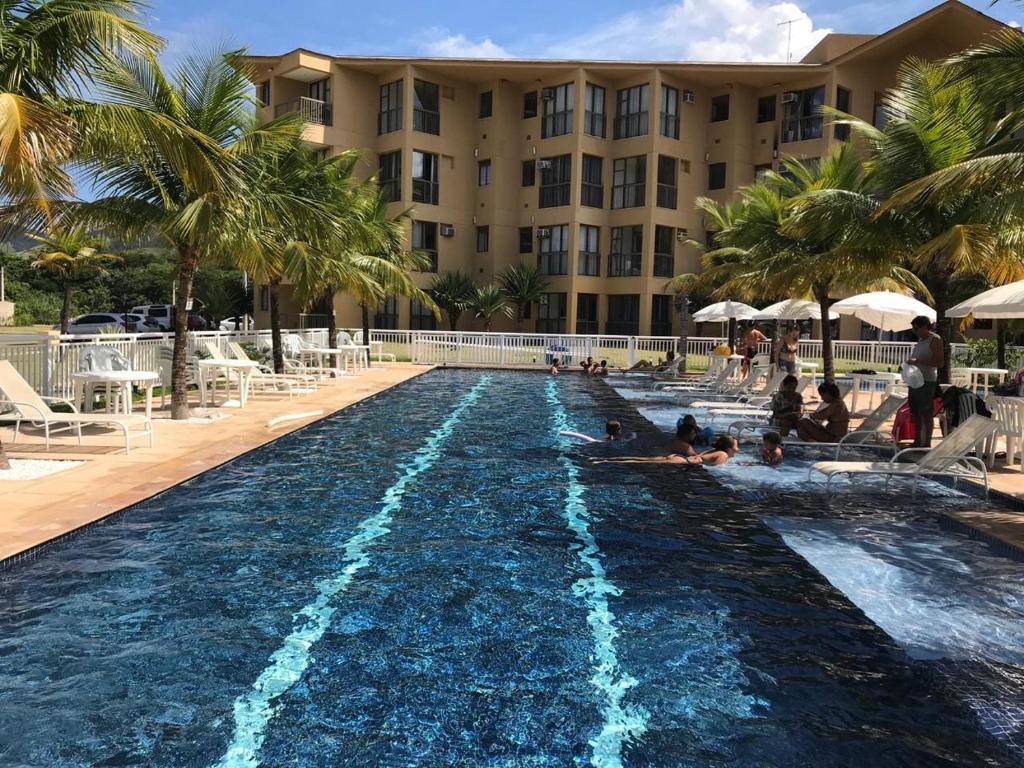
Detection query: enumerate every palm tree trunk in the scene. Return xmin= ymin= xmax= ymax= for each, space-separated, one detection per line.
xmin=171 ymin=245 xmax=199 ymax=420
xmin=323 ymin=287 xmax=337 ymax=349
xmin=60 ymin=283 xmax=72 ymax=335
xmin=269 ymin=277 xmax=284 ymax=374
xmin=726 ymin=317 xmax=737 ymax=354
xmin=0 ymin=439 xmax=10 ymax=470
xmin=932 ymin=279 xmax=951 ymax=385
xmin=448 ymin=312 xmax=458 ymax=332
xmin=515 ymin=305 xmax=524 ymax=333
xmin=676 ymin=293 xmax=689 ymax=374
xmin=815 ymin=284 xmax=835 ymax=382
xmin=997 ymin=319 xmax=1007 ymax=371
xmin=360 ymin=301 xmax=372 ymax=369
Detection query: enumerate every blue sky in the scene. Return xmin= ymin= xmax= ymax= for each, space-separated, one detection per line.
xmin=146 ymin=0 xmax=1023 ymax=65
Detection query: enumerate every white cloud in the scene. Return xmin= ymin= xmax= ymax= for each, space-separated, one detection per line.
xmin=421 ymin=29 xmax=513 ymax=58
xmin=418 ymin=0 xmax=829 ymax=62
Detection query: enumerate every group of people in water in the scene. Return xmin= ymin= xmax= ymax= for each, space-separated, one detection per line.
xmin=548 ymin=356 xmax=609 ymax=376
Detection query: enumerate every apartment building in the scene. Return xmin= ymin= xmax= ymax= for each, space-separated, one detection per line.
xmin=247 ymin=1 xmax=1003 ymax=337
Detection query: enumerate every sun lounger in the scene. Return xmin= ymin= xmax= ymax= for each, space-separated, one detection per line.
xmin=654 ymin=359 xmax=741 ymax=393
xmin=808 ymin=414 xmax=998 ymax=497
xmin=0 ymin=360 xmax=153 ymax=452
xmin=689 ymin=370 xmax=788 ymax=409
xmin=224 ymin=342 xmax=318 ymax=396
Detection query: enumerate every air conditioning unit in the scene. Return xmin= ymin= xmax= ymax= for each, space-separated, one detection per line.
xmin=681 ymin=89 xmax=695 ymax=104
xmin=440 ymin=224 xmax=456 ymax=237
xmin=536 ymin=158 xmax=552 ymax=170
xmin=781 ymin=91 xmax=798 ymax=104
xmin=675 ymin=228 xmax=689 ymax=242
xmin=536 ymin=227 xmax=552 ymax=239
xmin=541 ymin=87 xmax=556 ymax=100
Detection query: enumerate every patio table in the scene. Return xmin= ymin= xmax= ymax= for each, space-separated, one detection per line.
xmin=196 ymin=359 xmax=259 ymax=408
xmin=72 ymin=370 xmax=159 ymax=419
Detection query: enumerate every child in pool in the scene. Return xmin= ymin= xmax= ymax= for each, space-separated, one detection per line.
xmin=697 ymin=435 xmax=739 ymax=466
xmin=760 ymin=431 xmax=783 ymax=466
xmin=550 ymin=358 xmax=560 ymax=375
xmin=678 ymin=414 xmax=715 ymax=446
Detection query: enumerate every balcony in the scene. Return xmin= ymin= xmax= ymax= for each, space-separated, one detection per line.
xmin=274 ymin=97 xmax=332 ymax=126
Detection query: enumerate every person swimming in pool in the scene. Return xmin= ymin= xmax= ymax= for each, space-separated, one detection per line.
xmin=597 ymin=360 xmax=609 ymax=376
xmin=559 ymin=419 xmax=636 ymax=443
xmin=760 ymin=431 xmax=783 ymax=466
xmin=697 ymin=435 xmax=739 ymax=466
xmin=670 ymin=423 xmax=699 ymax=455
xmin=549 ymin=358 xmax=560 ymax=375
xmin=592 ymin=434 xmax=738 ymax=466
xmin=678 ymin=414 xmax=714 ymax=446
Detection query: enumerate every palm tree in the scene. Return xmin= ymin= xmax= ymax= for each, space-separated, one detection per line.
xmin=498 ymin=263 xmax=548 ymax=332
xmin=471 ymin=284 xmax=512 ymax=331
xmin=76 ymin=49 xmax=303 ymax=418
xmin=29 ymin=227 xmax=115 ymax=333
xmin=429 ymin=270 xmax=475 ymax=331
xmin=837 ymin=58 xmax=1024 ymax=381
xmin=0 ymin=0 xmax=161 ymax=214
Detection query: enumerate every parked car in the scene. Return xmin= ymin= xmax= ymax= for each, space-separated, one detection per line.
xmin=132 ymin=304 xmax=181 ymax=330
xmin=219 ymin=316 xmax=245 ymax=331
xmin=59 ymin=313 xmax=160 ymax=335
xmin=187 ymin=314 xmax=211 ymax=331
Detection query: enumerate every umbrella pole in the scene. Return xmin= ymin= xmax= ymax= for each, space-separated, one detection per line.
xmin=997 ymin=318 xmax=1007 ymax=371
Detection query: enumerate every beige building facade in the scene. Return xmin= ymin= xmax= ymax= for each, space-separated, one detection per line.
xmin=247 ymin=1 xmax=1003 ymax=338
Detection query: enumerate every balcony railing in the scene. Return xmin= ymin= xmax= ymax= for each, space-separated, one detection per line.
xmin=275 ymin=97 xmax=332 ymax=126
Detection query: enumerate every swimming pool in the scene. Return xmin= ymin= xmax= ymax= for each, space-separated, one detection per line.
xmin=0 ymin=369 xmax=1020 ymax=766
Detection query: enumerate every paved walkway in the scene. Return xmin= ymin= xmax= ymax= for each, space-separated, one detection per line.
xmin=0 ymin=364 xmax=429 ymax=563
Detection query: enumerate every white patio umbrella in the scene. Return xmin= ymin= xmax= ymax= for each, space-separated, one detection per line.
xmin=830 ymin=291 xmax=935 ymax=332
xmin=691 ymin=300 xmax=758 ymax=323
xmin=946 ymin=280 xmax=1024 ymax=319
xmin=753 ymin=299 xmax=838 ymax=321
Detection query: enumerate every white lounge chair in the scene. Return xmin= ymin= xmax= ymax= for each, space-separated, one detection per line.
xmin=808 ymin=414 xmax=998 ymax=497
xmin=689 ymin=370 xmax=787 ymax=409
xmin=0 ymin=360 xmax=154 ymax=452
xmin=225 ymin=342 xmax=318 ymax=396
xmin=654 ymin=359 xmax=741 ymax=393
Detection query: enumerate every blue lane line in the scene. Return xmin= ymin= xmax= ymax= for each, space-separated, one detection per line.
xmin=545 ymin=380 xmax=649 ymax=768
xmin=212 ymin=375 xmax=493 ymax=768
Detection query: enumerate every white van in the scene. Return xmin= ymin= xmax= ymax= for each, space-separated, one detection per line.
xmin=131 ymin=304 xmax=173 ymax=330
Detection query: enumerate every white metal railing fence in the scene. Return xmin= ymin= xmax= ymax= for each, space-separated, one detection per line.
xmin=0 ymin=328 xmax=328 ymax=397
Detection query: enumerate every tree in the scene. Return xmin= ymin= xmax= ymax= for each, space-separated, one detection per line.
xmin=76 ymin=49 xmax=303 ymax=418
xmin=0 ymin=0 xmax=161 ymax=214
xmin=471 ymin=284 xmax=512 ymax=331
xmin=429 ymin=270 xmax=475 ymax=331
xmin=29 ymin=228 xmax=115 ymax=333
xmin=838 ymin=58 xmax=1024 ymax=381
xmin=498 ymin=263 xmax=548 ymax=332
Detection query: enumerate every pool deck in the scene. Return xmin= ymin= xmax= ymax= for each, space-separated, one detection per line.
xmin=0 ymin=363 xmax=430 ymax=564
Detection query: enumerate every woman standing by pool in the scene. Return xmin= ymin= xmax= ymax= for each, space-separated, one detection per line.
xmin=776 ymin=328 xmax=800 ymax=374
xmin=907 ymin=315 xmax=943 ymax=448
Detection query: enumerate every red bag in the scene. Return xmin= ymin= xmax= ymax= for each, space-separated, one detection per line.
xmin=891 ymin=397 xmax=943 ymax=443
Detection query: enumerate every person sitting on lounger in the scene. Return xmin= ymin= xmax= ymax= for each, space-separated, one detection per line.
xmin=761 ymin=431 xmax=783 ymax=466
xmin=769 ymin=375 xmax=803 ymax=436
xmin=796 ymin=382 xmax=849 ymax=442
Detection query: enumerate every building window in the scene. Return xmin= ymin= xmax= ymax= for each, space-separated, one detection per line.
xmin=615 ymin=83 xmax=649 ymax=139
xmin=523 ymin=90 xmax=538 ymax=118
xmin=710 ymin=94 xmax=730 ymax=122
xmin=656 ymin=155 xmax=677 ymax=209
xmin=578 ymin=224 xmax=600 ymax=276
xmin=754 ymin=162 xmax=772 ymax=181
xmin=539 ymin=154 xmax=571 ymax=208
xmin=409 ymin=298 xmax=436 ymax=330
xmin=258 ymin=81 xmax=270 ymax=107
xmin=708 ymin=161 xmax=727 ymax=190
xmin=581 ymin=154 xmax=603 ymax=208
xmin=308 ymin=77 xmax=330 ymax=103
xmin=413 ymin=79 xmax=440 ymax=135
xmin=378 ymin=150 xmax=401 ymax=202
xmin=412 ymin=150 xmax=438 ymax=205
xmin=537 ymin=292 xmax=567 ymax=334
xmin=835 ymin=86 xmax=851 ymax=140
xmin=478 ymin=159 xmax=492 ymax=186
xmin=479 ymin=90 xmax=493 ymax=118
xmin=612 ymin=155 xmax=646 ymax=209
xmin=379 ymin=79 xmax=402 ymax=135
xmin=538 ymin=224 xmax=569 ymax=276
xmin=584 ymin=82 xmax=606 ymax=138
xmin=873 ymin=93 xmax=887 ymax=130
xmin=411 ymin=221 xmax=438 ymax=272
xmin=651 ymin=295 xmax=673 ymax=336
xmin=519 ymin=226 xmax=533 ymax=254
xmin=654 ymin=225 xmax=675 ymax=277
xmin=756 ymin=94 xmax=776 ymax=123
xmin=576 ymin=293 xmax=599 ymax=335
xmin=660 ymin=85 xmax=680 ymax=139
xmin=606 ymin=294 xmax=640 ymax=335
xmin=476 ymin=226 xmax=489 ymax=253
xmin=542 ymin=82 xmax=574 ymax=138
xmin=522 ymin=160 xmax=536 ymax=187
xmin=375 ymin=296 xmax=399 ymax=329
xmin=609 ymin=226 xmax=642 ymax=277
xmin=781 ymin=85 xmax=825 ymax=143
xmin=259 ymin=285 xmax=269 ymax=312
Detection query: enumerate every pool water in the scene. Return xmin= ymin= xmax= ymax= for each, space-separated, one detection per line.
xmin=0 ymin=369 xmax=1021 ymax=766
